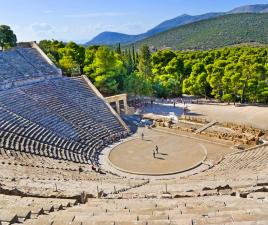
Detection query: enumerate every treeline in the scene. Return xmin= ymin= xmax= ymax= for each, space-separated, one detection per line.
xmin=39 ymin=40 xmax=268 ymax=103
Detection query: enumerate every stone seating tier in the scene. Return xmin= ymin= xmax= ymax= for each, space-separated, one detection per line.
xmin=0 ymin=76 xmax=128 ymax=163
xmin=0 ymin=46 xmax=61 ymax=90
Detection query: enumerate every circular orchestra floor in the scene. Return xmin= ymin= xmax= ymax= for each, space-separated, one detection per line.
xmin=108 ymin=129 xmax=230 ymax=175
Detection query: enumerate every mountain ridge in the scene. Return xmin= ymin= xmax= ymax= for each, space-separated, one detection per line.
xmin=85 ymin=4 xmax=268 ymax=46
xmin=128 ymin=13 xmax=268 ymax=51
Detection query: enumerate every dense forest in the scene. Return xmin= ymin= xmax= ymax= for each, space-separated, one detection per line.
xmin=128 ymin=13 xmax=268 ymax=51
xmin=1 ymin=24 xmax=268 ymax=103
xmin=39 ymin=40 xmax=268 ymax=103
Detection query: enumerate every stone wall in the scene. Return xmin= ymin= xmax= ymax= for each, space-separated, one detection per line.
xmin=153 ymin=117 xmax=265 ymax=148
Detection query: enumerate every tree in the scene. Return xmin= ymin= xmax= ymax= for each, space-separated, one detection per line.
xmin=83 ymin=45 xmax=100 ymax=76
xmin=89 ymin=46 xmax=125 ymax=95
xmin=132 ymin=45 xmax=136 ymax=64
xmin=124 ymin=72 xmax=152 ymax=96
xmin=137 ymin=45 xmax=152 ymax=79
xmin=39 ymin=40 xmax=65 ymax=66
xmin=33 ymin=40 xmax=268 ymax=102
xmin=59 ymin=56 xmax=80 ymax=76
xmin=154 ymin=74 xmax=180 ymax=98
xmin=58 ymin=42 xmax=85 ymax=76
xmin=116 ymin=43 xmax=121 ymax=54
xmin=151 ymin=49 xmax=176 ymax=76
xmin=121 ymin=49 xmax=136 ymax=76
xmin=0 ymin=25 xmax=17 ymax=50
xmin=151 ymin=50 xmax=182 ymax=97
xmin=238 ymin=55 xmax=258 ymax=103
xmin=247 ymin=63 xmax=267 ymax=103
xmin=164 ymin=56 xmax=185 ymax=96
xmin=207 ymin=60 xmax=227 ymax=100
xmin=183 ymin=63 xmax=209 ymax=98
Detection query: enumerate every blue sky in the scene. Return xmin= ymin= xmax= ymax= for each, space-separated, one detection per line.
xmin=1 ymin=0 xmax=267 ymax=43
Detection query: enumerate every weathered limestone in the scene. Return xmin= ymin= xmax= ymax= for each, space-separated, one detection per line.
xmin=105 ymin=93 xmax=128 ymax=114
xmin=0 ymin=50 xmax=129 ymax=164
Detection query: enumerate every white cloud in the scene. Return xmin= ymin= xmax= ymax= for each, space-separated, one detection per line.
xmin=57 ymin=24 xmax=115 ymax=42
xmin=30 ymin=23 xmax=55 ymax=39
xmin=64 ymin=12 xmax=129 ymax=18
xmin=16 ymin=18 xmax=149 ymax=43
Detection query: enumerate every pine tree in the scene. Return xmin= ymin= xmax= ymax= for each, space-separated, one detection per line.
xmin=116 ymin=43 xmax=121 ymax=54
xmin=138 ymin=45 xmax=152 ymax=79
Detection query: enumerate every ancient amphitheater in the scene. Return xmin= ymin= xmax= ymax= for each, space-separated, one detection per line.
xmin=0 ymin=43 xmax=268 ymax=225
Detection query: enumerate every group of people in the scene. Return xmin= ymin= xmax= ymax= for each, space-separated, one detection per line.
xmin=141 ymin=132 xmax=160 ymax=159
xmin=91 ymin=163 xmax=103 ymax=174
xmin=129 ymin=98 xmax=152 ymax=110
xmin=103 ymin=131 xmax=128 ymax=145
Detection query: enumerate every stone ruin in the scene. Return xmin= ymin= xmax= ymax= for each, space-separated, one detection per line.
xmin=152 ymin=116 xmax=266 ymax=148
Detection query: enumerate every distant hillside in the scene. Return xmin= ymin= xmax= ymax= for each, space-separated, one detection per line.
xmin=87 ymin=31 xmax=142 ymax=45
xmin=85 ymin=13 xmax=224 ymax=46
xmin=85 ymin=4 xmax=268 ymax=46
xmin=85 ymin=13 xmax=222 ymax=46
xmin=127 ymin=13 xmax=268 ymax=51
xmin=145 ymin=12 xmax=223 ymax=36
xmin=229 ymin=4 xmax=268 ymax=13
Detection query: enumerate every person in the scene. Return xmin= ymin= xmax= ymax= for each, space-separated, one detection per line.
xmin=183 ymin=106 xmax=188 ymax=115
xmin=141 ymin=132 xmax=144 ymax=140
xmin=153 ymin=150 xmax=155 ymax=158
xmin=92 ymin=164 xmax=96 ymax=171
xmin=155 ymin=145 xmax=159 ymax=154
xmin=173 ymin=101 xmax=176 ymax=108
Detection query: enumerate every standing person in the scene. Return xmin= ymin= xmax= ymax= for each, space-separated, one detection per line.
xmin=141 ymin=132 xmax=144 ymax=140
xmin=153 ymin=150 xmax=155 ymax=158
xmin=173 ymin=101 xmax=176 ymax=108
xmin=155 ymin=145 xmax=159 ymax=154
xmin=183 ymin=107 xmax=187 ymax=115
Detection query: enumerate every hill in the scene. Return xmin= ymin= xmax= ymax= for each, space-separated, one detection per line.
xmin=87 ymin=31 xmax=142 ymax=45
xmin=85 ymin=13 xmax=223 ymax=46
xmin=145 ymin=12 xmax=223 ymax=36
xmin=127 ymin=13 xmax=268 ymax=50
xmin=85 ymin=4 xmax=268 ymax=46
xmin=229 ymin=4 xmax=268 ymax=13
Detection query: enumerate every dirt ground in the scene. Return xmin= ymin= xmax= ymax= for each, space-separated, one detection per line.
xmin=109 ymin=128 xmax=233 ymax=175
xmin=142 ymin=103 xmax=268 ymax=130
xmin=187 ymin=103 xmax=268 ymax=130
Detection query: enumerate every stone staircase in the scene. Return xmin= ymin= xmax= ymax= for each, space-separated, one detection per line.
xmin=195 ymin=121 xmax=217 ymax=134
xmin=0 ymin=194 xmax=78 ymax=225
xmin=22 ymin=196 xmax=268 ymax=225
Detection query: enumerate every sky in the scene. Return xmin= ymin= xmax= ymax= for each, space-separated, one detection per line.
xmin=1 ymin=0 xmax=268 ymax=43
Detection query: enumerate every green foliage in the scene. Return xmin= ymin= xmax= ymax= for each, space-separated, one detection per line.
xmin=130 ymin=13 xmax=268 ymax=51
xmin=0 ymin=25 xmax=17 ymax=50
xmin=124 ymin=72 xmax=152 ymax=96
xmin=121 ymin=48 xmax=136 ymax=75
xmin=83 ymin=45 xmax=100 ymax=76
xmin=138 ymin=45 xmax=152 ymax=79
xmin=39 ymin=39 xmax=268 ymax=103
xmin=222 ymin=93 xmax=233 ymax=103
xmin=59 ymin=42 xmax=85 ymax=76
xmin=151 ymin=50 xmax=184 ymax=97
xmin=88 ymin=46 xmax=126 ymax=95
xmin=39 ymin=40 xmax=65 ymax=66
